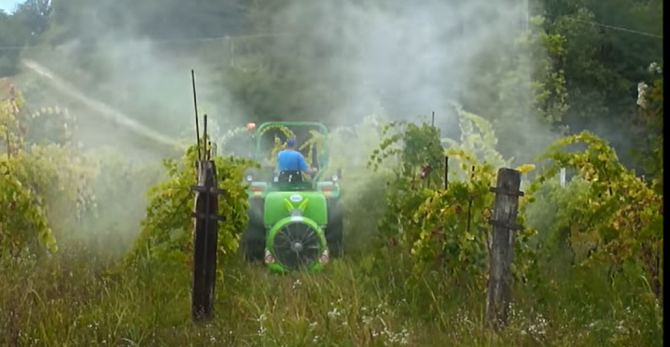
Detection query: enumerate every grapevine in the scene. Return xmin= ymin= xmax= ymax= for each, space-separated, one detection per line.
xmin=528 ymin=131 xmax=663 ymax=298
xmin=1 ymin=87 xmax=96 ymax=255
xmin=368 ymin=112 xmax=537 ymax=286
xmin=259 ymin=124 xmax=296 ymax=165
xmin=121 ymin=140 xmax=257 ymax=268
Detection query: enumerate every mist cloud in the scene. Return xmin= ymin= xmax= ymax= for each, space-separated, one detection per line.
xmin=24 ymin=0 xmax=545 ymax=161
xmin=262 ymin=0 xmax=528 ymax=130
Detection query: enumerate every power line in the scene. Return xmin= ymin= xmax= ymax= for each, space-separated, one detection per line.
xmin=0 ymin=16 xmax=662 ymax=52
xmin=0 ymin=32 xmax=293 ymax=51
xmin=565 ymin=18 xmax=662 ymax=39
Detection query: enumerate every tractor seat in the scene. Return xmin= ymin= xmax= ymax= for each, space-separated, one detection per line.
xmin=277 ymin=170 xmax=303 ymax=183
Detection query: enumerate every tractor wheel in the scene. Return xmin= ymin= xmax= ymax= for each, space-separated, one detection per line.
xmin=240 ymin=222 xmax=265 ymax=262
xmin=240 ymin=199 xmax=265 ymax=262
xmin=326 ymin=200 xmax=344 ymax=258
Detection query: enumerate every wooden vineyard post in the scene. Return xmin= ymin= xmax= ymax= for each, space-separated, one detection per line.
xmin=444 ymin=156 xmax=449 ymax=189
xmin=485 ymin=168 xmax=523 ymax=330
xmin=190 ymin=158 xmax=224 ymax=321
xmin=188 ymin=71 xmax=224 ymax=322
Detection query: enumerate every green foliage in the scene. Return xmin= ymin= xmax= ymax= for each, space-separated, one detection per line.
xmin=369 ymin=121 xmax=444 ymax=242
xmin=0 ymin=99 xmax=664 ymax=347
xmin=523 ymin=177 xmax=590 ymax=263
xmin=323 ymin=113 xmax=391 ymax=254
xmin=3 ymin=0 xmax=662 ymax=169
xmin=403 ymin=151 xmax=495 ymax=287
xmin=528 ymin=131 xmax=663 ymax=297
xmin=540 ymin=0 xmax=663 ymax=167
xmin=0 ymin=252 xmax=664 ymax=346
xmin=25 ymin=105 xmax=77 ymax=144
xmin=0 ymin=162 xmax=55 ymax=254
xmin=1 ymin=89 xmax=158 ymax=258
xmin=0 ymin=12 xmax=27 ymax=76
xmin=0 ymin=90 xmax=95 ymax=255
xmin=0 ymin=1 xmax=665 ymax=343
xmin=442 ymin=109 xmax=512 ymax=172
xmin=122 ymin=141 xmax=256 ymax=269
xmin=635 ymin=73 xmax=663 ymax=193
xmin=369 ymin=112 xmax=536 ymax=287
xmin=242 ymin=122 xmax=329 ymax=174
xmin=461 ymin=14 xmax=567 ymax=164
xmin=258 ymin=123 xmax=296 ymax=164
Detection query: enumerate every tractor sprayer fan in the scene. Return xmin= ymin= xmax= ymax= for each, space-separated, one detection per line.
xmin=270 ymin=221 xmax=323 ymax=271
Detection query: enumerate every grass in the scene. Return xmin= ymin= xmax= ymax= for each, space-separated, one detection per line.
xmin=0 ymin=156 xmax=662 ymax=346
xmin=0 ymin=171 xmax=663 ymax=347
xmin=0 ymin=232 xmax=663 ymax=347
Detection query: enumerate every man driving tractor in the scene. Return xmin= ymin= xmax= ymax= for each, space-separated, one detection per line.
xmin=276 ymin=138 xmax=317 ymax=175
xmin=241 ymin=122 xmax=344 ymax=269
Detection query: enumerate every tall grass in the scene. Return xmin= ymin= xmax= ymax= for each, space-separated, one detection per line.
xmin=0 ymin=234 xmax=662 ymax=346
xmin=0 ymin=166 xmax=663 ymax=346
xmin=0 ymin=116 xmax=662 ymax=346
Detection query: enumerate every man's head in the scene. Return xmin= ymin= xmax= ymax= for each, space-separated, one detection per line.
xmin=286 ymin=138 xmax=297 ymax=149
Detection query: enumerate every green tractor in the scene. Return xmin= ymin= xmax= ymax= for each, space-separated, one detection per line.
xmin=240 ymin=121 xmax=343 ymax=273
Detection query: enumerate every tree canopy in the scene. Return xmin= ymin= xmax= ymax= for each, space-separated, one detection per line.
xmin=0 ymin=0 xmax=663 ymax=169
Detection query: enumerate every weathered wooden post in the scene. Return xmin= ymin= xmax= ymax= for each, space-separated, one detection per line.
xmin=188 ymin=72 xmax=224 ymax=322
xmin=486 ymin=168 xmax=523 ymax=329
xmin=190 ymin=154 xmax=223 ymax=321
xmin=444 ymin=156 xmax=449 ymax=189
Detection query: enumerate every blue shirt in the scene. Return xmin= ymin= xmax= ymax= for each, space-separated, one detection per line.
xmin=276 ymin=149 xmax=308 ymax=172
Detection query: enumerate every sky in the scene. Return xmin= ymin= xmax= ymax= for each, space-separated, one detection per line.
xmin=0 ymin=0 xmax=24 ymax=13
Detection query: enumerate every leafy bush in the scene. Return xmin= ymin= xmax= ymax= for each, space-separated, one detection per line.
xmin=527 ymin=131 xmax=663 ymax=298
xmin=0 ymin=90 xmax=96 ymax=255
xmin=368 ymin=111 xmax=537 ymax=289
xmin=122 ymin=143 xmax=256 ymax=269
xmin=1 ymin=89 xmax=162 ymax=258
xmin=0 ymin=85 xmax=663 ymax=346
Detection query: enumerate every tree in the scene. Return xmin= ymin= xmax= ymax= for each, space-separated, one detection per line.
xmin=13 ymin=0 xmax=52 ymax=37
xmin=539 ymin=0 xmax=663 ymax=166
xmin=634 ymin=66 xmax=663 ymax=193
xmin=460 ymin=14 xmax=568 ymax=165
xmin=0 ymin=11 xmax=31 ymax=76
